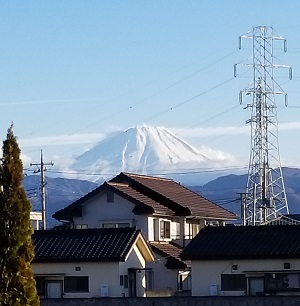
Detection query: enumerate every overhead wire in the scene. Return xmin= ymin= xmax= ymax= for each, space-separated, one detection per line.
xmin=23 ymin=49 xmax=239 ymax=158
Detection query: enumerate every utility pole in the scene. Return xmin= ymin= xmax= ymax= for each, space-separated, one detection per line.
xmin=235 ymin=26 xmax=292 ymax=225
xmin=30 ymin=149 xmax=54 ymax=229
xmin=237 ymin=192 xmax=249 ymax=226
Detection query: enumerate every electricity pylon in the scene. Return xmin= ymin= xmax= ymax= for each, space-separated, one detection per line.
xmin=235 ymin=26 xmax=292 ymax=225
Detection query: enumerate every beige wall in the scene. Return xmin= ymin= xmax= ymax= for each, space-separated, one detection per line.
xmin=191 ymin=258 xmax=300 ymax=296
xmin=147 ymin=254 xmax=180 ymax=293
xmin=73 ymin=192 xmax=136 ymax=229
xmin=33 ymin=262 xmax=119 ymax=298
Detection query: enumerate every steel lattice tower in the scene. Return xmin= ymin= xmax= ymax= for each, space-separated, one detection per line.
xmin=236 ymin=26 xmax=292 ymax=225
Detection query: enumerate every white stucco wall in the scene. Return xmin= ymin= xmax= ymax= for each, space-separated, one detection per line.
xmin=191 ymin=258 xmax=300 ymax=296
xmin=72 ymin=192 xmax=154 ymax=235
xmin=33 ymin=262 xmax=119 ymax=298
xmin=147 ymin=255 xmax=179 ymax=293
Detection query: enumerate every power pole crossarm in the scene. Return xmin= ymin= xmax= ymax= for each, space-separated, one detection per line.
xmin=30 ymin=149 xmax=54 ymax=230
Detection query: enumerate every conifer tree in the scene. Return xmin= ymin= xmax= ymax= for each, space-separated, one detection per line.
xmin=0 ymin=125 xmax=39 ymax=305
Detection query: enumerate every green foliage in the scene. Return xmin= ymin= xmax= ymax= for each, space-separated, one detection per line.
xmin=0 ymin=125 xmax=39 ymax=306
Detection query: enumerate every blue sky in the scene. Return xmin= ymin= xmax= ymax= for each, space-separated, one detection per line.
xmin=1 ymin=1 xmax=300 ymax=173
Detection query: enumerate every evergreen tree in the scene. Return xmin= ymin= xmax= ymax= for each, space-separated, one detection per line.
xmin=0 ymin=125 xmax=39 ymax=305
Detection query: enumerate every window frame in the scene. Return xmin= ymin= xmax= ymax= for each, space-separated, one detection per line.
xmin=64 ymin=276 xmax=89 ymax=293
xmin=75 ymin=224 xmax=88 ymax=229
xmin=265 ymin=273 xmax=300 ymax=292
xmin=102 ymin=222 xmax=130 ymax=229
xmin=160 ymin=220 xmax=171 ymax=239
xmin=221 ymin=274 xmax=246 ymax=291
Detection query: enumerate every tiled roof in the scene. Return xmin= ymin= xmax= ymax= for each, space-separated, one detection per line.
xmin=150 ymin=241 xmax=190 ymax=270
xmin=33 ymin=227 xmax=142 ymax=263
xmin=53 ymin=172 xmax=237 ymax=221
xmin=111 ymin=172 xmax=236 ymax=219
xmin=108 ymin=182 xmax=174 ymax=216
xmin=181 ymin=225 xmax=300 ymax=260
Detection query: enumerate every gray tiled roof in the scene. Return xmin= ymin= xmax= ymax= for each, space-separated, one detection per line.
xmin=33 ymin=227 xmax=140 ymax=262
xmin=181 ymin=225 xmax=300 ymax=260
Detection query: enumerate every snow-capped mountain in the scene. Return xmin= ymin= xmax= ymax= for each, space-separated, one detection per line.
xmin=69 ymin=125 xmax=237 ymax=185
xmin=71 ymin=125 xmax=239 ymax=183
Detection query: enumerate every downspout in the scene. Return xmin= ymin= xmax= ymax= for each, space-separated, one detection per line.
xmin=182 ymin=217 xmax=186 ymax=248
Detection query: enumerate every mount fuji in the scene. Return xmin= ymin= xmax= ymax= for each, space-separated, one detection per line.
xmin=69 ymin=125 xmax=237 ymax=185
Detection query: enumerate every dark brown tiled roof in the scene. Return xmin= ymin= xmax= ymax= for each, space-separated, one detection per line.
xmin=108 ymin=182 xmax=174 ymax=216
xmin=53 ymin=172 xmax=237 ymax=221
xmin=33 ymin=227 xmax=141 ymax=263
xmin=150 ymin=241 xmax=190 ymax=270
xmin=181 ymin=225 xmax=300 ymax=260
xmin=111 ymin=172 xmax=236 ymax=220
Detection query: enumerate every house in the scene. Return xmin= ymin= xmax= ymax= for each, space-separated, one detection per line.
xmin=53 ymin=172 xmax=237 ymax=295
xmin=30 ymin=211 xmax=42 ymax=230
xmin=32 ymin=227 xmax=154 ymax=298
xmin=180 ymin=225 xmax=300 ymax=297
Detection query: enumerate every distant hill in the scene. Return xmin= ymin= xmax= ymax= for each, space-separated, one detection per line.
xmin=24 ymin=175 xmax=97 ymax=227
xmin=190 ymin=167 xmax=300 ymax=216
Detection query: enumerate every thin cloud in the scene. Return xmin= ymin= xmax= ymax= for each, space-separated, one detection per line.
xmin=19 ymin=133 xmax=106 ymax=147
xmin=0 ymin=98 xmax=104 ymax=106
xmin=171 ymin=121 xmax=300 ymax=139
xmin=171 ymin=126 xmax=249 ymax=138
xmin=279 ymin=122 xmax=300 ymax=131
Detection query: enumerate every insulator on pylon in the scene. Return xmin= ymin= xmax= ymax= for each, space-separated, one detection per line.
xmin=285 ymin=94 xmax=288 ymax=107
xmin=239 ymin=91 xmax=243 ymax=104
xmin=284 ymin=39 xmax=287 ymax=52
xmin=234 ymin=64 xmax=237 ymax=77
xmin=238 ymin=36 xmax=242 ymax=50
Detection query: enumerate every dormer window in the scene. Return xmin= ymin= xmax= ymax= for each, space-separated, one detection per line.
xmin=107 ymin=190 xmax=114 ymax=203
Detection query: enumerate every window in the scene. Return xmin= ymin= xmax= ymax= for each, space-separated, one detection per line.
xmin=124 ymin=275 xmax=128 ymax=288
xmin=120 ymin=275 xmax=124 ymax=286
xmin=265 ymin=273 xmax=300 ymax=292
xmin=107 ymin=190 xmax=114 ymax=202
xmin=160 ymin=220 xmax=171 ymax=239
xmin=64 ymin=276 xmax=89 ymax=293
xmin=249 ymin=277 xmax=264 ymax=296
xmin=102 ymin=222 xmax=130 ymax=228
xmin=186 ymin=220 xmax=200 ymax=239
xmin=75 ymin=224 xmax=88 ymax=229
xmin=35 ymin=277 xmax=45 ymax=297
xmin=221 ymin=274 xmax=246 ymax=291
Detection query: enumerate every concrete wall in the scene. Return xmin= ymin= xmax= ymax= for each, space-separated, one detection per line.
xmin=40 ymin=296 xmax=300 ymax=306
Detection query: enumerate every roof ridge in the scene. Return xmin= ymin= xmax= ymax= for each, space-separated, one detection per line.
xmin=108 ymin=182 xmax=129 ymax=186
xmin=121 ymin=172 xmax=173 ymax=182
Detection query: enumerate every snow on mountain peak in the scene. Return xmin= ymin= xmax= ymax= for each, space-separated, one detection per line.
xmin=70 ymin=125 xmax=235 ymax=184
